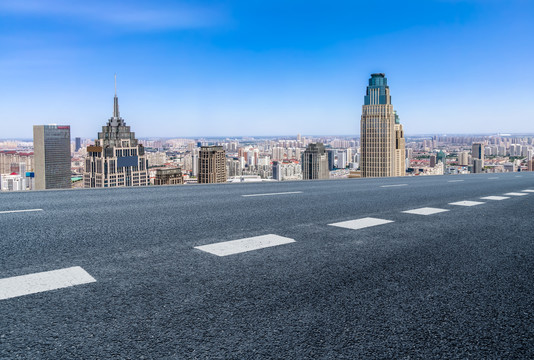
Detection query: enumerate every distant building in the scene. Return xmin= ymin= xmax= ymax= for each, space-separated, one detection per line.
xmin=361 ymin=73 xmax=405 ymax=177
xmin=472 ymin=143 xmax=484 ymax=166
xmin=327 ymin=149 xmax=337 ymax=170
xmin=83 ymin=77 xmax=149 ymax=188
xmin=302 ymin=143 xmax=329 ymax=180
xmin=458 ymin=151 xmax=469 ymax=166
xmin=337 ymin=151 xmax=347 ymax=169
xmin=33 ymin=125 xmax=71 ymax=190
xmin=430 ymin=155 xmax=437 ymax=168
xmin=154 ymin=168 xmax=184 ymax=185
xmin=473 ymin=159 xmax=483 ymax=173
xmin=75 ymin=137 xmax=82 ymax=152
xmin=272 ymin=161 xmax=282 ymax=181
xmin=394 ymin=112 xmax=405 ymax=176
xmin=198 ymin=146 xmax=227 ymax=183
xmin=528 ymin=159 xmax=534 ymax=172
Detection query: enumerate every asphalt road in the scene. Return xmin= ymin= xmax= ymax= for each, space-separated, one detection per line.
xmin=1 ymin=173 xmax=534 ymax=359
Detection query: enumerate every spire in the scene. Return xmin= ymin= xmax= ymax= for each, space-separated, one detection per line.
xmin=113 ymin=73 xmax=119 ymax=118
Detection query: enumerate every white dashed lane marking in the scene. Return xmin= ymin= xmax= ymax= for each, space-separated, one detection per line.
xmin=402 ymin=207 xmax=449 ymax=216
xmin=0 ymin=209 xmax=43 ymax=214
xmin=380 ymin=184 xmax=408 ymax=188
xmin=448 ymin=180 xmax=464 ymax=183
xmin=0 ymin=266 xmax=96 ymax=301
xmin=521 ymin=190 xmax=534 ymax=193
xmin=242 ymin=191 xmax=302 ymax=197
xmin=504 ymin=192 xmax=528 ymax=196
xmin=449 ymin=201 xmax=485 ymax=207
xmin=328 ymin=217 xmax=394 ymax=230
xmin=488 ymin=177 xmax=499 ymax=179
xmin=481 ymin=196 xmax=510 ymax=201
xmin=195 ymin=234 xmax=295 ymax=256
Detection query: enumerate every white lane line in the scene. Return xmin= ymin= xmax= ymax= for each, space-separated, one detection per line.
xmin=515 ymin=175 xmax=523 ymax=178
xmin=380 ymin=184 xmax=408 ymax=188
xmin=0 ymin=209 xmax=43 ymax=214
xmin=521 ymin=190 xmax=534 ymax=193
xmin=0 ymin=266 xmax=96 ymax=301
xmin=242 ymin=191 xmax=302 ymax=197
xmin=504 ymin=192 xmax=528 ymax=196
xmin=448 ymin=180 xmax=464 ymax=183
xmin=488 ymin=177 xmax=499 ymax=180
xmin=402 ymin=207 xmax=449 ymax=216
xmin=328 ymin=217 xmax=394 ymax=230
xmin=449 ymin=200 xmax=485 ymax=207
xmin=481 ymin=196 xmax=510 ymax=201
xmin=195 ymin=234 xmax=295 ymax=256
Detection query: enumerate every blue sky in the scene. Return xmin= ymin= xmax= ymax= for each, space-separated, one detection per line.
xmin=0 ymin=0 xmax=533 ymax=138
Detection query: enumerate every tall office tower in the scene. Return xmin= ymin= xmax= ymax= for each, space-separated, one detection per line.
xmin=472 ymin=143 xmax=484 ymax=166
xmin=361 ymin=73 xmax=405 ymax=177
xmin=327 ymin=149 xmax=337 ymax=170
xmin=83 ymin=78 xmax=149 ymax=188
xmin=473 ymin=159 xmax=483 ymax=173
xmin=33 ymin=125 xmax=71 ymax=190
xmin=198 ymin=146 xmax=227 ymax=183
xmin=394 ymin=112 xmax=406 ymax=176
xmin=272 ymin=161 xmax=282 ymax=181
xmin=75 ymin=137 xmax=82 ymax=152
xmin=337 ymin=151 xmax=347 ymax=169
xmin=302 ymin=143 xmax=329 ymax=180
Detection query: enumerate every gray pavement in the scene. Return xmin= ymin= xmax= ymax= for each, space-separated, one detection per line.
xmin=1 ymin=172 xmax=534 ymax=359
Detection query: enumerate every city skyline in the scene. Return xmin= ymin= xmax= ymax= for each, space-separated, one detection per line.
xmin=1 ymin=1 xmax=533 ymax=138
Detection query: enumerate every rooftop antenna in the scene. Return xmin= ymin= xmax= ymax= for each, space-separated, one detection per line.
xmin=114 ymin=73 xmax=117 ymax=97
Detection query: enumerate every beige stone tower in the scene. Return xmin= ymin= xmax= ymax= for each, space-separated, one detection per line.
xmin=198 ymin=146 xmax=227 ymax=183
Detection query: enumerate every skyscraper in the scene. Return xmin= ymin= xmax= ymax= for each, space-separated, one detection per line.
xmin=83 ymin=77 xmax=149 ymax=188
xmin=302 ymin=143 xmax=329 ymax=180
xmin=472 ymin=143 xmax=484 ymax=166
xmin=198 ymin=146 xmax=227 ymax=183
xmin=360 ymin=73 xmax=405 ymax=177
xmin=33 ymin=125 xmax=71 ymax=190
xmin=75 ymin=137 xmax=82 ymax=152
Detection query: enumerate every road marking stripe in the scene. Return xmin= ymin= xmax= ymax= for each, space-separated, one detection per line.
xmin=195 ymin=234 xmax=295 ymax=256
xmin=242 ymin=191 xmax=302 ymax=197
xmin=448 ymin=180 xmax=464 ymax=182
xmin=515 ymin=175 xmax=522 ymax=177
xmin=481 ymin=196 xmax=509 ymax=201
xmin=504 ymin=192 xmax=528 ymax=196
xmin=402 ymin=207 xmax=449 ymax=216
xmin=328 ymin=217 xmax=394 ymax=230
xmin=380 ymin=184 xmax=408 ymax=188
xmin=0 ymin=209 xmax=43 ymax=214
xmin=488 ymin=177 xmax=499 ymax=179
xmin=449 ymin=200 xmax=485 ymax=207
xmin=0 ymin=266 xmax=96 ymax=301
xmin=521 ymin=190 xmax=534 ymax=193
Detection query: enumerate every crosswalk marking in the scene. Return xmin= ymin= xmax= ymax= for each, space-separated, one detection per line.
xmin=195 ymin=234 xmax=295 ymax=256
xmin=0 ymin=266 xmax=96 ymax=301
xmin=402 ymin=207 xmax=449 ymax=216
xmin=504 ymin=192 xmax=528 ymax=196
xmin=449 ymin=201 xmax=485 ymax=207
xmin=328 ymin=217 xmax=394 ymax=230
xmin=481 ymin=196 xmax=509 ymax=201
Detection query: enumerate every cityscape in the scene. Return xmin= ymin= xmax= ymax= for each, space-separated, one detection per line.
xmin=2 ymin=72 xmax=534 ymax=191
xmin=1 ymin=1 xmax=533 ymax=359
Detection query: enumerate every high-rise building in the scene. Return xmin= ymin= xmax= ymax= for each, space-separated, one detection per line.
xmin=154 ymin=168 xmax=184 ymax=185
xmin=430 ymin=155 xmax=437 ymax=168
xmin=75 ymin=137 xmax=82 ymax=152
xmin=302 ymin=143 xmax=329 ymax=180
xmin=198 ymin=146 xmax=227 ymax=183
xmin=327 ymin=149 xmax=337 ymax=170
xmin=458 ymin=151 xmax=469 ymax=166
xmin=472 ymin=143 xmax=484 ymax=166
xmin=33 ymin=125 xmax=71 ymax=190
xmin=83 ymin=77 xmax=149 ymax=188
xmin=360 ymin=73 xmax=405 ymax=177
xmin=473 ymin=159 xmax=483 ymax=173
xmin=394 ymin=112 xmax=405 ymax=176
xmin=272 ymin=161 xmax=282 ymax=181
xmin=337 ymin=151 xmax=347 ymax=169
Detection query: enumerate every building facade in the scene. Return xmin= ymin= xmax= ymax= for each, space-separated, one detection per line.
xmin=360 ymin=73 xmax=405 ymax=177
xmin=198 ymin=146 xmax=227 ymax=183
xmin=83 ymin=84 xmax=149 ymax=188
xmin=472 ymin=143 xmax=484 ymax=166
xmin=302 ymin=143 xmax=329 ymax=180
xmin=33 ymin=125 xmax=71 ymax=190
xmin=154 ymin=168 xmax=184 ymax=185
